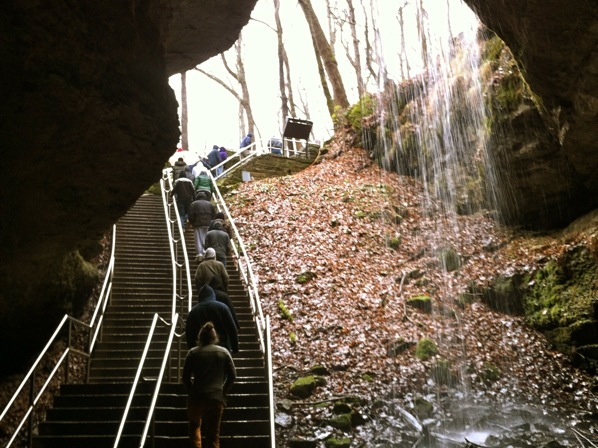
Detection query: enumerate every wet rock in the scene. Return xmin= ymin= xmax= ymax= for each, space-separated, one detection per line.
xmin=275 ymin=412 xmax=293 ymax=428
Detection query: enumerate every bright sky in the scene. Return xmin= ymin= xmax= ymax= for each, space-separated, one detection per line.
xmin=167 ymin=0 xmax=479 ymax=157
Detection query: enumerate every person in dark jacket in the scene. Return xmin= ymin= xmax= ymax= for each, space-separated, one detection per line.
xmin=207 ymin=145 xmax=221 ymax=176
xmin=209 ymin=277 xmax=240 ymax=330
xmin=185 ymin=284 xmax=238 ymax=353
xmin=194 ymin=248 xmax=229 ymax=292
xmin=205 ymin=220 xmax=230 ymax=267
xmin=172 ymin=157 xmax=187 ymax=179
xmin=188 ymin=191 xmax=215 ymax=258
xmin=183 ymin=321 xmax=236 ymax=448
xmin=171 ymin=170 xmax=195 ymax=224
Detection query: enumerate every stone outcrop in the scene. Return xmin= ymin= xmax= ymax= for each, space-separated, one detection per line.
xmin=464 ymin=0 xmax=598 ymax=223
xmin=0 ymin=0 xmax=257 ymax=371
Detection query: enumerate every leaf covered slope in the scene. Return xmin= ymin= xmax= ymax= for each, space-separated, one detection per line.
xmin=226 ymin=144 xmax=596 ymax=414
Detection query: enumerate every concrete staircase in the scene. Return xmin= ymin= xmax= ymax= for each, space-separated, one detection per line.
xmin=32 ymin=195 xmax=272 ymax=448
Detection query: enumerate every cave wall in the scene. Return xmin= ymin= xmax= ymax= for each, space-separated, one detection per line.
xmin=0 ymin=0 xmax=258 ymax=371
xmin=464 ymin=0 xmax=598 ymax=219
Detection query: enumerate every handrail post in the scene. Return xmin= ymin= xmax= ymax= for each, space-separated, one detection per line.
xmin=27 ymin=372 xmax=35 ymax=448
xmin=65 ymin=319 xmax=72 ymax=384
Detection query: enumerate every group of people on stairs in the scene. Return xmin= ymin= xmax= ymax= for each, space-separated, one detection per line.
xmin=176 ymin=168 xmax=241 ymax=447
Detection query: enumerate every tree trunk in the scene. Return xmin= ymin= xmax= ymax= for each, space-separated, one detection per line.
xmin=180 ymin=71 xmax=189 ymax=150
xmin=235 ymin=37 xmax=257 ymax=139
xmin=310 ymin=31 xmax=335 ymax=117
xmin=346 ymin=0 xmax=365 ymax=97
xmin=274 ymin=0 xmax=289 ymax=127
xmin=398 ymin=3 xmax=411 ymax=79
xmin=298 ymin=0 xmax=349 ymax=115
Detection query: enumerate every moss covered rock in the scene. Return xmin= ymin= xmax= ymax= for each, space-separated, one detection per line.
xmin=325 ymin=437 xmax=352 ymax=448
xmin=290 ymin=376 xmax=317 ymax=398
xmin=407 ymin=295 xmax=433 ymax=313
xmin=415 ymin=337 xmax=438 ymax=360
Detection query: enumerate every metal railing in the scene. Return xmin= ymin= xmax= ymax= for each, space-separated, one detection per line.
xmin=112 ymin=313 xmax=180 ymax=448
xmin=0 ymin=225 xmax=117 ymax=448
xmin=210 ymin=137 xmax=319 ymax=182
xmin=160 ymin=170 xmax=193 ymax=321
xmin=208 ymin=170 xmax=276 ymax=448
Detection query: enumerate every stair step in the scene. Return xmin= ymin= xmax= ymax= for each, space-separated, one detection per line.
xmin=32 ymin=194 xmax=272 ymax=447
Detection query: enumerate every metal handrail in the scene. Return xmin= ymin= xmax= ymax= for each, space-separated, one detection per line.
xmin=211 ymin=137 xmax=317 ymax=183
xmin=265 ymin=316 xmax=275 ymax=448
xmin=160 ymin=172 xmax=192 ymax=322
xmin=206 ymin=171 xmax=267 ymax=351
xmin=139 ymin=314 xmax=179 ymax=448
xmin=208 ymin=171 xmax=276 ymax=447
xmin=113 ymin=314 xmax=160 ymax=448
xmin=0 ymin=225 xmax=117 ymax=447
xmin=212 ymin=141 xmax=263 ymax=181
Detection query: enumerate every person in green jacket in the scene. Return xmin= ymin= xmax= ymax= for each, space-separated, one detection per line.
xmin=193 ymin=169 xmax=215 ymax=201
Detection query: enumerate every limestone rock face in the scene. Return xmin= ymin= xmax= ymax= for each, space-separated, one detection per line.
xmin=0 ymin=0 xmax=257 ymax=370
xmin=464 ymin=0 xmax=598 ymax=221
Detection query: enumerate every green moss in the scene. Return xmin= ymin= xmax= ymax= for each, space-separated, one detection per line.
xmin=354 ymin=210 xmax=367 ymax=219
xmin=289 ymin=332 xmax=297 ymax=344
xmin=415 ymin=337 xmax=438 ymax=360
xmin=325 ymin=437 xmax=352 ymax=448
xmin=296 ymin=271 xmax=316 ymax=284
xmin=414 ymin=397 xmax=433 ymax=419
xmin=430 ymin=359 xmax=458 ymax=386
xmin=388 ymin=236 xmax=402 ymax=250
xmin=482 ymin=34 xmax=506 ymax=61
xmin=525 ymin=250 xmax=597 ymax=330
xmin=278 ymin=300 xmax=294 ymax=322
xmin=290 ymin=375 xmax=316 ymax=398
xmin=327 ymin=414 xmax=353 ymax=431
xmin=346 ymin=94 xmax=376 ymax=134
xmin=481 ymin=362 xmax=501 ymax=382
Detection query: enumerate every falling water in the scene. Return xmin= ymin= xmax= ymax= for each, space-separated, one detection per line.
xmin=360 ymin=1 xmax=592 ymax=446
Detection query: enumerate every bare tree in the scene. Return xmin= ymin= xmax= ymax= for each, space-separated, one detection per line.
xmin=397 ymin=1 xmax=411 ymax=79
xmin=195 ymin=33 xmax=259 ymax=141
xmin=180 ymin=71 xmax=189 ymax=150
xmin=416 ymin=0 xmax=429 ymax=69
xmin=273 ymin=0 xmax=298 ymax=130
xmin=344 ymin=0 xmax=365 ymax=97
xmin=298 ymin=0 xmax=350 ymax=118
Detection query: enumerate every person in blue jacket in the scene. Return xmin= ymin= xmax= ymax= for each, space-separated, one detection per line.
xmin=240 ymin=132 xmax=252 ymax=149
